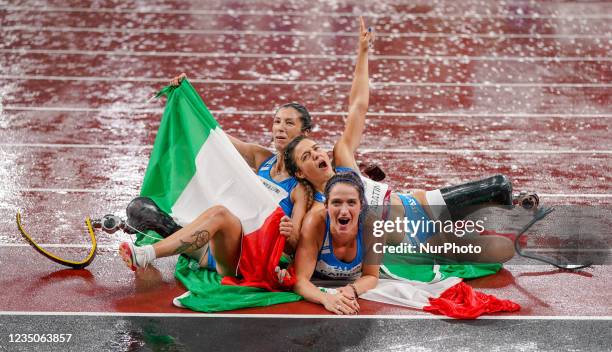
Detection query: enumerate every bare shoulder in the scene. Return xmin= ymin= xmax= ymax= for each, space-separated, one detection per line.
xmin=300 ymin=207 xmax=327 ymax=243
xmin=291 ymin=182 xmax=307 ymax=200
xmin=252 ymin=146 xmax=274 ymax=169
xmin=302 ymin=207 xmax=326 ymax=230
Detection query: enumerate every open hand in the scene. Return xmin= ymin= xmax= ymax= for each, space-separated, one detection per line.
xmin=322 ymin=292 xmax=360 ymax=315
xmin=338 ymin=285 xmax=359 ymax=299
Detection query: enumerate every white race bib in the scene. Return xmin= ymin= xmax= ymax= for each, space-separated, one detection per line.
xmin=258 ymin=176 xmax=289 ymax=204
xmin=360 ymin=176 xmax=389 ymax=206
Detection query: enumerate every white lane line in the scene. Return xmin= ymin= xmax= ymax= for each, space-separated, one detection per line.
xmin=2 ymin=75 xmax=611 ymax=88
xmin=0 ymin=143 xmax=153 ymax=150
xmin=0 ymin=243 xmax=116 ymax=249
xmin=360 ymin=148 xmax=612 ymax=155
xmin=523 ymin=249 xmax=612 ymax=253
xmin=3 ymin=143 xmax=612 ymax=155
xmin=2 ymin=243 xmax=608 ymax=253
xmin=3 ymin=106 xmax=165 ymax=113
xmin=2 ymin=6 xmax=612 ymax=20
xmin=1 ymin=48 xmax=610 ymax=62
xmin=9 ymin=188 xmax=115 ymax=193
xmin=0 ymin=311 xmax=610 ymax=319
xmin=538 ymin=194 xmax=612 ymax=198
xmin=3 ymin=25 xmax=611 ymax=39
xmin=6 ymin=188 xmax=611 ymax=197
xmin=3 ymin=106 xmax=611 ymax=118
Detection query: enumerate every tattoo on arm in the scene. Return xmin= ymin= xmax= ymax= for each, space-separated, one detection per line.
xmin=173 ymin=229 xmax=211 ymax=255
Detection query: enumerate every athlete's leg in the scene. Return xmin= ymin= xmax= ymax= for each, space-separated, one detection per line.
xmin=423 ymin=174 xmax=514 ymax=221
xmin=398 ymin=183 xmax=515 ymax=263
xmin=120 ymin=205 xmax=243 ymax=276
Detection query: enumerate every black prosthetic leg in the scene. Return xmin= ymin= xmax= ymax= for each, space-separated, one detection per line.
xmin=440 ymin=174 xmax=514 ymax=221
xmin=125 ymin=197 xmax=182 ymax=238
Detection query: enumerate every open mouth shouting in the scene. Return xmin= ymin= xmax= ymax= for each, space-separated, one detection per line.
xmin=318 ymin=159 xmax=328 ymax=169
xmin=338 ymin=216 xmax=351 ymax=225
xmin=336 ymin=215 xmax=353 ymax=231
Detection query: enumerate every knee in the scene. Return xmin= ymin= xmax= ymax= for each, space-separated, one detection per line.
xmin=201 ymin=205 xmax=233 ymax=221
xmin=192 ymin=205 xmax=237 ymax=234
xmin=488 ymin=236 xmax=515 ymax=263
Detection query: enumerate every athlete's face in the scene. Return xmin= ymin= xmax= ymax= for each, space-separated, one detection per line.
xmin=293 ymin=138 xmax=334 ymax=184
xmin=327 ymin=183 xmax=362 ymax=238
xmin=272 ymin=107 xmax=304 ymax=151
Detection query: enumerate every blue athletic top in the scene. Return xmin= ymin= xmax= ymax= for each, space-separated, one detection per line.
xmin=257 ymin=154 xmax=298 ymax=215
xmin=396 ymin=193 xmax=436 ymax=246
xmin=313 ymin=191 xmax=325 ymax=203
xmin=335 ymin=166 xmax=354 ymax=173
xmin=314 ymin=214 xmax=363 ymax=280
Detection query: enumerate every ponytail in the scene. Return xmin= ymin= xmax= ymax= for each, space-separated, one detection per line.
xmin=297 ymin=178 xmax=315 ymax=211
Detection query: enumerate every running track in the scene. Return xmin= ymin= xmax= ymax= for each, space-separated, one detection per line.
xmin=0 ymin=1 xmax=610 ymax=351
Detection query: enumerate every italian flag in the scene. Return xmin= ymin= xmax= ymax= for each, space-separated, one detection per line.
xmin=360 ymin=256 xmax=521 ymax=319
xmin=140 ymin=79 xmax=290 ymax=291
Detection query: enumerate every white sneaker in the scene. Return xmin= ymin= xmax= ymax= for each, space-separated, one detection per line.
xmin=119 ymin=242 xmax=146 ymax=271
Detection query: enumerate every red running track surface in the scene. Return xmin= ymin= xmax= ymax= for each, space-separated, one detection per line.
xmin=0 ymin=0 xmax=610 ymax=319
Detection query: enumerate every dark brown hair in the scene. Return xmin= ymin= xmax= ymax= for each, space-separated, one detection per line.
xmin=275 ymin=102 xmax=312 ymax=133
xmin=284 ymin=135 xmax=315 ymax=210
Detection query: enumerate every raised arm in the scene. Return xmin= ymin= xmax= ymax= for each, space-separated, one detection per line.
xmin=334 ymin=17 xmax=373 ymax=169
xmin=170 ymin=73 xmax=273 ymax=169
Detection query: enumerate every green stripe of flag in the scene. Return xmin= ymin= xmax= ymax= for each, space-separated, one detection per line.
xmin=140 ymin=80 xmax=219 ymax=213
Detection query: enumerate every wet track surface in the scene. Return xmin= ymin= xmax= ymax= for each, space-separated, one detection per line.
xmin=0 ymin=0 xmax=611 ymax=351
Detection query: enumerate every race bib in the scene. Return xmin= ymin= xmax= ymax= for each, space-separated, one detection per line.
xmin=258 ymin=176 xmax=289 ymax=204
xmin=360 ymin=176 xmax=389 ymax=205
